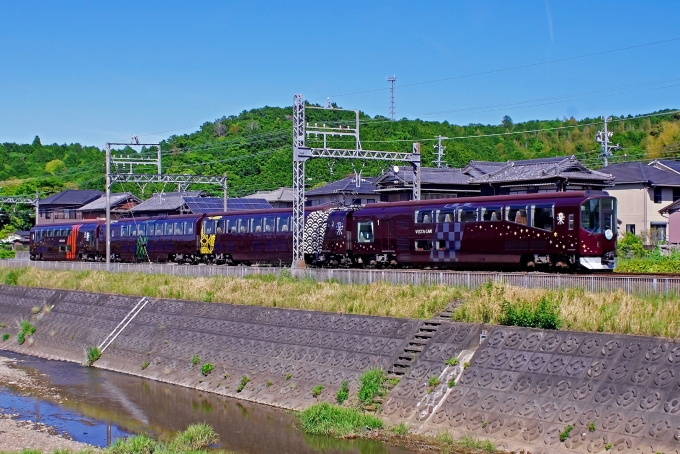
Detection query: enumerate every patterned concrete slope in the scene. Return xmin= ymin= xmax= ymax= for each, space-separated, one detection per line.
xmin=384 ymin=322 xmax=680 ymax=454
xmin=0 ymin=285 xmax=421 ymax=410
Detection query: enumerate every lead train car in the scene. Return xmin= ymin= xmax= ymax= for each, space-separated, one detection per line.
xmin=30 ymin=191 xmax=616 ymax=271
xmin=313 ymin=191 xmax=616 ymax=271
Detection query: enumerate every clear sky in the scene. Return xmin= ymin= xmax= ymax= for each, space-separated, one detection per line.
xmin=1 ymin=1 xmax=679 ymax=147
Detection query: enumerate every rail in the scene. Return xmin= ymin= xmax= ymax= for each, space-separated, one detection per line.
xmin=1 ymin=259 xmax=679 ymax=297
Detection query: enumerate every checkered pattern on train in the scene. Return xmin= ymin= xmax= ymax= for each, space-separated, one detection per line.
xmin=431 ymin=221 xmax=463 ymax=263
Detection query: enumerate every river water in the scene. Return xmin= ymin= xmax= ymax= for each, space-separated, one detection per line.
xmin=0 ymin=352 xmax=413 ymax=454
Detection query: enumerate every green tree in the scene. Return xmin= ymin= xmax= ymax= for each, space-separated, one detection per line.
xmin=45 ymin=159 xmax=66 ymax=175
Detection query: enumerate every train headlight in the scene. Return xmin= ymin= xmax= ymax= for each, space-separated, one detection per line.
xmin=604 ymin=229 xmax=613 ymax=241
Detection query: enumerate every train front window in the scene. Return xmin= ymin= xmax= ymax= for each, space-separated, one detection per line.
xmin=531 ymin=204 xmax=554 ymax=231
xmin=580 ymin=199 xmax=601 ymax=233
xmin=357 ymin=221 xmax=374 ymax=243
xmin=204 ymin=220 xmax=215 ymax=235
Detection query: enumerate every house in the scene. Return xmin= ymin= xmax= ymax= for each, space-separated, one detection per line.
xmin=372 ymin=156 xmax=612 ymax=201
xmin=37 ymin=190 xmax=103 ymax=225
xmin=603 ymin=162 xmax=680 ymax=242
xmin=243 ymin=188 xmax=294 ymax=208
xmin=129 ymin=191 xmax=271 ymax=217
xmin=659 ymin=199 xmax=680 ymax=244
xmin=305 ymin=176 xmax=379 ymax=206
xmin=76 ymin=192 xmax=141 ymax=220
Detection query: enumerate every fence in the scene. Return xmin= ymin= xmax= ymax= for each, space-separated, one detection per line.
xmin=1 ymin=259 xmax=679 ymax=297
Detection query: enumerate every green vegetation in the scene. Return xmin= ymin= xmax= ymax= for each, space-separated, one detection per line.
xmin=427 ymin=376 xmax=441 ymax=393
xmin=559 ymin=425 xmax=574 ymax=442
xmin=445 ymin=357 xmax=458 ymax=366
xmin=616 ymin=233 xmax=680 ymax=273
xmin=86 ymin=346 xmax=101 ymax=366
xmin=17 ymin=319 xmax=36 ymax=345
xmin=0 ymin=249 xmax=15 ymax=260
xmin=296 ymin=402 xmax=382 ymax=437
xmin=4 ymin=269 xmax=21 ymax=286
xmin=311 ymin=384 xmax=324 ymax=398
xmin=191 ymin=355 xmax=200 ymax=366
xmin=605 ymin=443 xmax=613 ymax=450
xmin=285 ymin=373 xmax=292 ymax=380
xmin=589 ymin=421 xmax=596 ymax=432
xmin=499 ymin=296 xmax=562 ymax=330
xmin=236 ymin=375 xmax=250 ymax=393
xmin=200 ymin=363 xmax=214 ymax=376
xmin=266 ymin=380 xmax=273 ymax=387
xmin=108 ymin=422 xmax=219 ymax=453
xmin=435 ymin=432 xmax=496 ymax=453
xmin=357 ymin=368 xmax=387 ymax=406
xmin=463 ymin=362 xmax=470 ymax=369
xmin=141 ymin=362 xmax=150 ymax=370
xmin=390 ymin=422 xmax=409 ymax=435
xmin=448 ymin=378 xmax=456 ymax=388
xmin=2 ymin=333 xmax=9 ymax=341
xmin=336 ymin=380 xmax=349 ymax=405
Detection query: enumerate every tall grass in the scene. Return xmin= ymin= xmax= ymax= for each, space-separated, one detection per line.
xmin=297 ymin=402 xmax=383 ymax=437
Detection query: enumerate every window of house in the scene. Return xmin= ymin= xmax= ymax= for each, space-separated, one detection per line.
xmin=530 ymin=204 xmax=555 ymax=231
xmin=458 ymin=207 xmax=478 ymax=222
xmin=651 ymin=222 xmax=667 ymax=241
xmin=352 ymin=199 xmax=362 ymax=205
xmin=357 ymin=221 xmax=374 ymax=243
xmin=626 ymin=224 xmax=635 ymax=234
xmin=654 ymin=187 xmax=663 ymax=203
xmin=277 ymin=216 xmax=291 ymax=232
xmin=415 ymin=210 xmax=434 ymax=223
xmin=415 ymin=240 xmax=433 ymax=251
xmin=367 ymin=199 xmax=376 ymax=204
xmin=480 ymin=207 xmax=502 ymax=222
xmin=436 ymin=209 xmax=455 ymax=223
xmin=506 ymin=206 xmax=528 ymax=225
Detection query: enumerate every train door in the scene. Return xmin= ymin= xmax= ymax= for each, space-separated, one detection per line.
xmin=381 ymin=219 xmax=395 ymax=252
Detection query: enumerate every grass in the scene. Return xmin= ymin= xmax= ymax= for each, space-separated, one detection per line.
xmin=445 ymin=357 xmax=458 ymax=366
xmin=236 ymin=375 xmax=250 ymax=393
xmin=200 ymin=363 xmax=214 ymax=376
xmin=559 ymin=425 xmax=573 ymax=442
xmin=435 ymin=432 xmax=496 ymax=453
xmin=336 ymin=380 xmax=349 ymax=405
xmin=86 ymin=346 xmax=101 ymax=366
xmin=448 ymin=378 xmax=456 ymax=388
xmin=427 ymin=376 xmax=441 ymax=393
xmin=191 ymin=355 xmax=200 ymax=366
xmin=296 ymin=402 xmax=382 ymax=437
xmin=107 ymin=422 xmax=219 ymax=453
xmin=391 ymin=422 xmax=409 ymax=435
xmin=358 ymin=368 xmax=386 ymax=406
xmin=311 ymin=384 xmax=324 ymax=398
xmin=17 ymin=319 xmax=36 ymax=345
xmin=2 ymin=333 xmax=8 ymax=341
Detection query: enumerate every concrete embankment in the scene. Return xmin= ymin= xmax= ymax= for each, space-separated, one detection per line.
xmin=0 ymin=285 xmax=679 ymax=453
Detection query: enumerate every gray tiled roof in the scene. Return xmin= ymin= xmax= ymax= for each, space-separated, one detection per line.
xmin=244 ymin=187 xmax=295 ymax=203
xmin=651 ymin=160 xmax=680 ymax=175
xmin=376 ymin=167 xmax=471 ymax=186
xmin=469 ymin=157 xmax=613 ymax=184
xmin=307 ymin=177 xmax=378 ymax=196
xmin=130 ymin=191 xmax=203 ymax=213
xmin=39 ymin=190 xmax=103 ymax=207
xmin=605 ymin=162 xmax=680 ymax=186
xmin=77 ymin=192 xmax=141 ymax=211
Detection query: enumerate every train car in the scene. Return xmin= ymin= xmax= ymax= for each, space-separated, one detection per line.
xmin=310 ymin=191 xmax=616 ymax=271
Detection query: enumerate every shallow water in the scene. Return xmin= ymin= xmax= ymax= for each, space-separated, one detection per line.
xmin=0 ymin=352 xmax=413 ymax=453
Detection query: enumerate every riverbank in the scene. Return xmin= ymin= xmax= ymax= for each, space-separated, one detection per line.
xmin=0 ymin=356 xmax=97 ymax=453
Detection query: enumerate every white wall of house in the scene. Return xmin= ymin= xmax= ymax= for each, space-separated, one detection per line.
xmin=607 ymin=184 xmax=673 ymax=241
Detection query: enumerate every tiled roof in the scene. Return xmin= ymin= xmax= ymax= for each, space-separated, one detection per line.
xmin=77 ymin=192 xmax=141 ymax=211
xmin=39 ymin=190 xmax=103 ymax=207
xmin=306 ymin=177 xmax=378 ymax=196
xmin=650 ymin=160 xmax=680 ymax=175
xmin=375 ymin=167 xmax=471 ymax=186
xmin=243 ymin=187 xmax=295 ymax=203
xmin=659 ymin=198 xmax=680 ymax=214
xmin=130 ymin=191 xmax=203 ymax=213
xmin=605 ymin=162 xmax=680 ymax=186
xmin=469 ymin=157 xmax=613 ymax=184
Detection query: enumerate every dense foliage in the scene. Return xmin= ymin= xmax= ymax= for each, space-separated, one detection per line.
xmin=0 ymin=106 xmax=677 ymax=235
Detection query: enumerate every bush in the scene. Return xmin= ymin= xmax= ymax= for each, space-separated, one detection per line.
xmin=617 ymin=232 xmax=647 ymax=258
xmin=191 ymin=355 xmax=200 ymax=366
xmin=358 ymin=368 xmax=386 ymax=405
xmin=336 ymin=380 xmax=349 ymax=405
xmin=169 ymin=423 xmax=218 ymax=451
xmin=108 ymin=433 xmax=157 ymax=454
xmin=297 ymin=402 xmax=382 ymax=437
xmin=2 ymin=333 xmax=9 ymax=341
xmin=499 ymin=296 xmax=562 ymax=330
xmin=445 ymin=357 xmax=459 ymax=366
xmin=236 ymin=375 xmax=250 ymax=392
xmin=0 ymin=249 xmax=15 ymax=260
xmin=559 ymin=425 xmax=573 ymax=442
xmin=86 ymin=346 xmax=101 ymax=366
xmin=200 ymin=363 xmax=214 ymax=376
xmin=17 ymin=319 xmax=36 ymax=345
xmin=4 ymin=269 xmax=21 ymax=286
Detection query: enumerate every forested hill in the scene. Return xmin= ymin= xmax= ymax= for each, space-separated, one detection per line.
xmin=1 ymin=106 xmax=679 ymax=202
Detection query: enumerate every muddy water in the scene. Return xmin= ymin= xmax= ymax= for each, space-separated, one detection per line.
xmin=0 ymin=353 xmax=413 ymax=453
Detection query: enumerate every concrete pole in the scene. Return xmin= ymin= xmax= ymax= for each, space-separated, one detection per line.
xmin=105 ymin=143 xmax=111 ymax=270
xmin=35 ymin=190 xmax=39 ymax=225
xmin=223 ymin=173 xmax=227 ymax=212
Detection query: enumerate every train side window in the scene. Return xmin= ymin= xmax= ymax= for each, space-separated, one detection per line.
xmin=226 ymin=219 xmax=235 ymax=233
xmin=164 ymin=222 xmax=173 ymax=236
xmin=415 ymin=210 xmax=434 ymax=223
xmin=506 ymin=206 xmax=528 ymax=225
xmin=216 ymin=220 xmax=226 ymax=234
xmin=263 ymin=217 xmax=275 ymax=233
xmin=174 ymin=221 xmax=184 ymax=235
xmin=480 ymin=207 xmax=502 ymax=221
xmin=185 ymin=222 xmax=194 ymax=235
xmin=138 ymin=224 xmax=146 ymax=236
xmin=204 ymin=220 xmax=215 ymax=235
xmin=238 ymin=219 xmax=248 ymax=233
xmin=357 ymin=221 xmax=374 ymax=243
xmin=121 ymin=225 xmax=129 ymax=237
xmin=458 ymin=207 xmax=478 ymax=222
xmin=436 ymin=210 xmax=455 ymax=223
xmin=277 ymin=216 xmax=291 ymax=232
xmin=251 ymin=217 xmax=263 ymax=233
xmin=531 ymin=204 xmax=554 ymax=231
xmin=415 ymin=240 xmax=433 ymax=251
xmin=155 ymin=223 xmax=163 ymax=236
xmin=437 ymin=240 xmax=447 ymax=250
xmin=568 ymin=214 xmax=574 ymax=230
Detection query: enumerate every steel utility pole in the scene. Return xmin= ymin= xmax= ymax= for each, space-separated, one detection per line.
xmin=387 ymin=76 xmax=396 ymax=121
xmin=105 ymin=143 xmax=111 ymax=271
xmin=596 ymin=116 xmax=619 ymax=167
xmin=433 ymin=135 xmax=447 ymax=168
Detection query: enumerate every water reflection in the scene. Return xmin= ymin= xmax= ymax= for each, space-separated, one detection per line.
xmin=0 ymin=353 xmax=412 ymax=454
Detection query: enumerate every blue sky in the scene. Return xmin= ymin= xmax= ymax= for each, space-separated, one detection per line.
xmin=1 ymin=1 xmax=679 ymax=146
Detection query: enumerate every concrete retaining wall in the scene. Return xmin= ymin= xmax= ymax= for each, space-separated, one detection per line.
xmin=1 ymin=285 xmax=679 ymax=453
